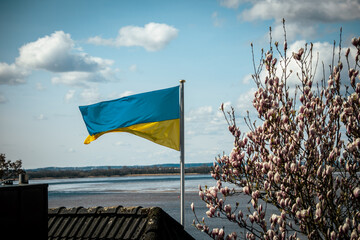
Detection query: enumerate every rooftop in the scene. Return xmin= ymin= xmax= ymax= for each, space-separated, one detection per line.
xmin=48 ymin=205 xmax=195 ymax=240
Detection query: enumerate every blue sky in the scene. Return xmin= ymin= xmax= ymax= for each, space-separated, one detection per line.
xmin=1 ymin=0 xmax=359 ymax=169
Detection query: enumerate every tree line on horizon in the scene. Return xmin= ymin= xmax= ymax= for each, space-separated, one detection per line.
xmin=26 ymin=164 xmax=212 ymax=179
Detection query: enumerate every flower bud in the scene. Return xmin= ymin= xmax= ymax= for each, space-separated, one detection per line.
xmin=249 ymin=214 xmax=255 ymax=223
xmin=299 ymin=106 xmax=305 ymax=113
xmin=243 ymin=186 xmax=250 ymax=195
xmin=326 ymin=165 xmax=333 ymax=175
xmin=266 ymin=53 xmax=273 ymax=61
xmin=264 ymin=180 xmax=270 ymax=190
xmin=210 ymin=187 xmax=218 ymax=198
xmin=330 ymin=231 xmax=337 ymax=240
xmin=317 ymin=166 xmax=322 ymax=177
xmin=282 ymin=115 xmax=289 ymax=124
xmin=343 ymin=222 xmax=350 ymax=233
xmin=349 ymin=68 xmax=355 ymax=77
xmin=293 ymin=53 xmax=301 ymax=61
xmin=272 ymin=58 xmax=277 ymax=66
xmin=219 ymin=228 xmax=224 ymax=238
xmin=352 ymin=37 xmax=359 ymax=47
xmin=351 ymin=230 xmax=358 ymax=239
xmin=345 ymin=49 xmax=351 ymax=60
xmin=270 ymin=214 xmax=278 ymax=224
xmin=274 ymin=172 xmax=281 ymax=183
xmin=267 ymin=230 xmax=275 ymax=238
xmin=353 ymin=187 xmax=360 ymax=198
xmin=338 ymin=61 xmax=343 ymax=70
xmin=212 ymin=228 xmax=219 ymax=236
xmin=199 ymin=191 xmax=204 ymax=200
xmin=238 ymin=210 xmax=243 ymax=219
xmin=280 ymin=199 xmax=285 ymax=208
xmin=197 ymin=223 xmax=204 ymax=230
xmin=224 ymin=204 xmax=231 ymax=214
xmin=268 ymin=170 xmax=274 ymax=180
xmin=298 ymin=48 xmax=304 ymax=56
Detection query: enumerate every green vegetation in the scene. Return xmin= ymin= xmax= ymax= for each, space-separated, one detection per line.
xmin=0 ymin=153 xmax=24 ymax=181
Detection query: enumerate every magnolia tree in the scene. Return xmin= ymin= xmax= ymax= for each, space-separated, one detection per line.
xmin=192 ymin=22 xmax=360 ymax=240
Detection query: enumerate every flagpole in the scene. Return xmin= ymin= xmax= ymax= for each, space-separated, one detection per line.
xmin=179 ymin=79 xmax=185 ymax=226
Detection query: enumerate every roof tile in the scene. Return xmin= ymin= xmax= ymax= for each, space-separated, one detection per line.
xmin=48 ymin=206 xmax=194 ymax=240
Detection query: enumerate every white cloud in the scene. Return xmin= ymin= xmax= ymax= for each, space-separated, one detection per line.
xmin=219 ymin=0 xmax=242 ymax=9
xmin=129 ymin=64 xmax=137 ymax=72
xmin=114 ymin=141 xmax=130 ymax=147
xmin=52 ymin=72 xmax=94 ymax=87
xmin=271 ymin=22 xmax=317 ymax=43
xmin=186 ymin=105 xmax=229 ymax=135
xmin=68 ymin=148 xmax=76 ymax=153
xmin=186 ymin=106 xmax=213 ymax=122
xmin=51 ymin=67 xmax=117 ymax=87
xmin=0 ymin=62 xmax=29 ymax=85
xmin=80 ymin=88 xmax=100 ymax=104
xmin=36 ymin=82 xmax=46 ymax=91
xmin=240 ymin=0 xmax=360 ymax=23
xmin=187 ymin=130 xmax=196 ymax=135
xmin=236 ymin=87 xmax=257 ymax=117
xmin=35 ymin=114 xmax=47 ymax=121
xmin=16 ymin=31 xmax=113 ymax=73
xmin=0 ymin=93 xmax=7 ymax=103
xmin=119 ymin=91 xmax=134 ymax=98
xmin=0 ymin=31 xmax=117 ymax=89
xmin=242 ymin=74 xmax=253 ymax=84
xmin=88 ymin=22 xmax=179 ymax=51
xmin=221 ymin=0 xmax=360 ymax=42
xmin=107 ymin=90 xmax=134 ymax=100
xmin=64 ymin=89 xmax=76 ymax=102
xmin=212 ymin=12 xmax=225 ymax=27
xmin=87 ymin=36 xmax=113 ymax=46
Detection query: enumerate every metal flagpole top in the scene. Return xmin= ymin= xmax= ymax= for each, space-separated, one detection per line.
xmin=180 ymin=79 xmax=186 ymax=84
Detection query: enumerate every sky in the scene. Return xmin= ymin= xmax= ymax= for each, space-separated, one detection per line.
xmin=0 ymin=0 xmax=359 ymax=169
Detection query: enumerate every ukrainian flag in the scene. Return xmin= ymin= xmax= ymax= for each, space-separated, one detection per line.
xmin=79 ymin=86 xmax=180 ymax=151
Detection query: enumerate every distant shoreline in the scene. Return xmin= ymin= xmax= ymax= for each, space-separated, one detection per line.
xmin=30 ymin=172 xmax=208 ymax=180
